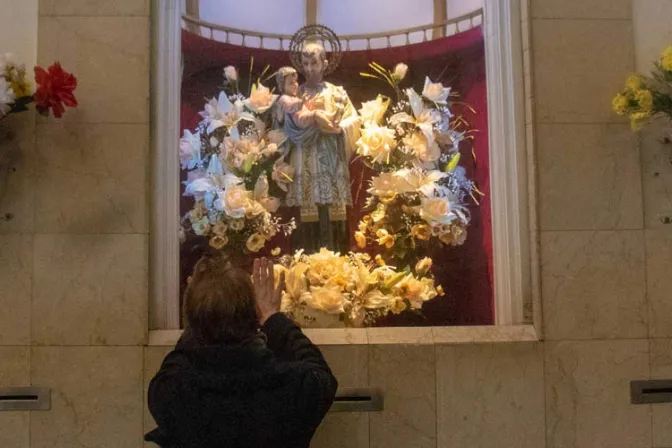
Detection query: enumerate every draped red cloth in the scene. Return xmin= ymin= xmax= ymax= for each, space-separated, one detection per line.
xmin=180 ymin=26 xmax=493 ymax=325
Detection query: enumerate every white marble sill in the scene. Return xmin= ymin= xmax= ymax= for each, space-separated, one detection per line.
xmin=148 ymin=325 xmax=539 ymax=346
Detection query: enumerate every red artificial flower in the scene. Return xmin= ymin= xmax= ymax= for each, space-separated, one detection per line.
xmin=33 ymin=62 xmax=77 ymax=118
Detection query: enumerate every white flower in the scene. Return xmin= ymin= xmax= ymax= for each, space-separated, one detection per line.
xmin=419 ymin=197 xmax=457 ymax=226
xmin=244 ymin=83 xmax=278 ymax=114
xmin=0 ymin=53 xmax=14 ymax=72
xmin=221 ymin=184 xmax=250 ymax=219
xmin=223 ymin=65 xmax=238 ymax=82
xmin=199 ymin=92 xmax=254 ymax=134
xmin=0 ymin=77 xmax=15 ymax=117
xmin=422 ymin=77 xmax=451 ymax=104
xmin=393 ymin=63 xmax=408 ymax=81
xmin=390 ymin=88 xmax=441 ymax=148
xmin=403 ymin=131 xmax=440 ymax=164
xmin=356 ymin=123 xmax=397 ymax=164
xmin=179 ymin=129 xmax=201 ymax=169
xmin=397 ymin=168 xmax=447 ymax=197
xmin=358 ymin=96 xmax=388 ymax=126
xmin=253 ymin=174 xmax=280 ymax=213
xmin=305 ymin=284 xmax=345 ymax=315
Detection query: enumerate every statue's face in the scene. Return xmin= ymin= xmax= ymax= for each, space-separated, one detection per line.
xmin=283 ymin=74 xmax=299 ymax=96
xmin=301 ymin=54 xmax=325 ymax=84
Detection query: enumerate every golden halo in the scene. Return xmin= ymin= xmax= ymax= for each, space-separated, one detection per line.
xmin=289 ymin=24 xmax=343 ymax=76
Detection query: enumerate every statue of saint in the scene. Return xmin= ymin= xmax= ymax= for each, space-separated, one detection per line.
xmin=274 ymin=42 xmax=360 ymax=252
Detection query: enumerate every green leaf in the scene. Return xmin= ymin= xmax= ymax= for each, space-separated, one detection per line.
xmin=446 ymin=153 xmax=461 ymax=172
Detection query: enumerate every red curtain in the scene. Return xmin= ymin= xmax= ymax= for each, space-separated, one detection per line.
xmin=180 ymin=26 xmax=493 ymax=326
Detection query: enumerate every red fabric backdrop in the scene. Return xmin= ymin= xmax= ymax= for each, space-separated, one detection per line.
xmin=180 ymin=27 xmax=493 ymax=325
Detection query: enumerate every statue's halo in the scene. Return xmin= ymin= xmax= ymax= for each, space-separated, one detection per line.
xmin=289 ymin=24 xmax=343 ymax=76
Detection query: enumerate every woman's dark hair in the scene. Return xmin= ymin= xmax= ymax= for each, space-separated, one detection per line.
xmin=182 ymin=256 xmax=258 ymax=345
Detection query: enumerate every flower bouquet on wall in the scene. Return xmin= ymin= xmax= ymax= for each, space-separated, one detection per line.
xmin=180 ymin=64 xmax=296 ymax=256
xmin=275 ymin=248 xmax=443 ymax=327
xmin=612 ymin=46 xmax=672 ymax=131
xmin=354 ymin=62 xmax=481 ymax=265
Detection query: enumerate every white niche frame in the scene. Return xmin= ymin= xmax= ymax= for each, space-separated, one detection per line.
xmin=150 ymin=0 xmax=538 ymax=333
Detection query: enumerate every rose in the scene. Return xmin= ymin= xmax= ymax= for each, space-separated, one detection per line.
xmin=191 ymin=216 xmax=210 ymax=236
xmin=34 ymin=62 xmax=78 ymax=118
xmin=212 ymin=220 xmax=228 ymax=236
xmin=223 ymin=65 xmax=238 ymax=82
xmin=244 ymin=199 xmax=267 ymax=218
xmin=392 ymin=63 xmax=408 ymax=81
xmin=222 ymin=185 xmax=250 ymax=219
xmin=306 ymin=248 xmax=350 ymax=287
xmin=245 ymin=83 xmax=276 ymax=113
xmin=421 ymin=76 xmax=450 ymax=104
xmin=420 ymin=197 xmax=455 ymax=226
xmin=246 ymin=233 xmax=266 ymax=252
xmin=305 ymin=284 xmax=345 ymax=314
xmin=356 ymin=123 xmax=397 ymax=164
xmin=358 ymin=96 xmax=388 ymax=126
xmin=415 ymin=257 xmax=433 ymax=276
xmin=390 ymin=297 xmax=407 ymax=314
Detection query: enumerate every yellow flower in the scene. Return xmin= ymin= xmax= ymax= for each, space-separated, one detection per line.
xmin=375 ymin=254 xmax=386 ymax=266
xmin=245 ymin=83 xmax=276 ymax=113
xmin=411 ymin=223 xmax=432 ymax=241
xmin=246 ymin=233 xmax=267 ymax=252
xmin=357 ymin=219 xmax=368 ymax=233
xmin=368 ymin=172 xmax=413 ymax=202
xmin=354 ymin=231 xmax=367 ymax=249
xmin=392 ymin=63 xmax=408 ymax=81
xmin=611 ymin=93 xmax=629 ymax=116
xmin=362 ymin=289 xmax=390 ymax=310
xmin=284 ymin=262 xmax=309 ymax=301
xmin=209 ymin=235 xmax=229 ymax=250
xmin=403 ymin=131 xmax=440 ymax=163
xmin=420 ymin=197 xmax=454 ymax=226
xmin=635 ymin=89 xmax=653 ymax=112
xmin=371 ymin=203 xmax=387 ymax=223
xmin=376 ymin=228 xmax=396 ymax=249
xmin=271 ymin=247 xmax=281 ymax=256
xmin=661 ymin=46 xmax=672 ymax=71
xmin=305 ymin=284 xmax=345 ymax=314
xmin=436 ymin=285 xmax=445 ymax=296
xmin=630 ymin=111 xmax=651 ymax=131
xmin=358 ymin=96 xmax=389 ymax=126
xmin=626 ymin=74 xmax=643 ymax=90
xmin=415 ymin=257 xmax=433 ymax=276
xmin=391 ymin=298 xmax=407 ymax=314
xmin=306 ymin=248 xmax=350 ymax=287
xmin=356 ymin=123 xmax=398 ymax=164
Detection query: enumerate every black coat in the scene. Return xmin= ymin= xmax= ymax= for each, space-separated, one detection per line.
xmin=145 ymin=313 xmax=338 ymax=448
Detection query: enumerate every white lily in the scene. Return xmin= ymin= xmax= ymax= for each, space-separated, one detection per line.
xmin=389 ymin=88 xmax=441 ymax=148
xmin=396 ymin=167 xmax=447 ymax=198
xmin=199 ymin=92 xmax=254 ymax=134
xmin=179 ymin=130 xmax=201 ymax=170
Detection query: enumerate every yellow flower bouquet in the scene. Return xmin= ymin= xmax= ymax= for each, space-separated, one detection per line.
xmin=613 ymin=46 xmax=672 ymax=130
xmin=275 ymin=248 xmax=443 ymax=327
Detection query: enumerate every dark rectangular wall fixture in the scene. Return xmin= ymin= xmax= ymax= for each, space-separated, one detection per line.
xmin=330 ymin=388 xmax=384 ymax=413
xmin=0 ymin=387 xmax=51 ymax=411
xmin=631 ymin=380 xmax=672 ymax=404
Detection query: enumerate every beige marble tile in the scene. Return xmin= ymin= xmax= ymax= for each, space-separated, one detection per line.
xmin=533 ymin=19 xmax=633 ymax=123
xmin=436 ymin=343 xmax=545 ymax=448
xmin=633 ymin=0 xmax=672 ymax=72
xmin=31 ymin=347 xmax=143 ymax=448
xmin=312 ymin=346 xmax=370 ymax=448
xmin=532 ymin=0 xmax=632 ymax=19
xmin=432 ymin=325 xmax=538 ymax=344
xmin=541 ymin=231 xmax=647 ymax=340
xmin=38 ymin=16 xmax=149 ymax=123
xmin=40 ymin=0 xmax=149 ymax=16
xmin=545 ymin=340 xmax=651 ymax=448
xmin=651 ymin=339 xmax=672 ymax=448
xmin=367 ymin=327 xmax=433 ymax=345
xmin=304 ymin=328 xmax=369 ymax=345
xmin=538 ymin=124 xmax=642 ymax=231
xmin=34 ymin=124 xmax=149 ymax=233
xmin=646 ymin=230 xmax=672 ymax=338
xmin=143 ymin=346 xmax=172 ymax=446
xmin=0 ymin=347 xmax=30 ymax=448
xmin=369 ymin=345 xmax=435 ymax=448
xmin=32 ymin=234 xmax=148 ymax=346
xmin=640 ymin=120 xmax=672 ymax=229
xmin=0 ymin=113 xmax=35 ymax=234
xmin=0 ymin=235 xmax=31 ymax=345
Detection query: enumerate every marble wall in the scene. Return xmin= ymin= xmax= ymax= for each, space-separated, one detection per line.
xmin=2 ymin=0 xmax=672 ymax=447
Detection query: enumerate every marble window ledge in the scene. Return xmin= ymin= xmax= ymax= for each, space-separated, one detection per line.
xmin=148 ymin=325 xmax=539 ymax=346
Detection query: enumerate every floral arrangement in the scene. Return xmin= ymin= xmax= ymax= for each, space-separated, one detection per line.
xmin=275 ymin=248 xmax=443 ymax=327
xmin=0 ymin=53 xmax=77 ymax=120
xmin=612 ymin=46 xmax=672 ymax=130
xmin=180 ymin=64 xmax=296 ymax=254
xmin=354 ymin=62 xmax=480 ymax=262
